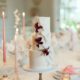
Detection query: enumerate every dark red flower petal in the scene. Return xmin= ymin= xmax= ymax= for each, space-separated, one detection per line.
xmin=42 ymin=47 xmax=49 ymax=56
xmin=36 ymin=44 xmax=39 ymax=48
xmin=34 ymin=22 xmax=43 ymax=33
xmin=35 ymin=37 xmax=43 ymax=48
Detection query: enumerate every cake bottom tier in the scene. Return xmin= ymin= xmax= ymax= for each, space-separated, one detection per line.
xmin=29 ymin=51 xmax=52 ymax=70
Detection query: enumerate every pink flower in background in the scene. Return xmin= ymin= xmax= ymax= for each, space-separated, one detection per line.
xmin=61 ymin=65 xmax=80 ymax=80
xmin=63 ymin=65 xmax=76 ymax=75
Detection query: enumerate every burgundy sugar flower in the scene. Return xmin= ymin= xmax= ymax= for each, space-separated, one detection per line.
xmin=34 ymin=22 xmax=43 ymax=33
xmin=42 ymin=47 xmax=49 ymax=56
xmin=35 ymin=37 xmax=43 ymax=47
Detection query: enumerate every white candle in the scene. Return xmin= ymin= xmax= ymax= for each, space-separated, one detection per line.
xmin=2 ymin=11 xmax=6 ymax=64
xmin=14 ymin=28 xmax=19 ymax=80
xmin=15 ymin=28 xmax=19 ymax=41
xmin=22 ymin=12 xmax=26 ymax=37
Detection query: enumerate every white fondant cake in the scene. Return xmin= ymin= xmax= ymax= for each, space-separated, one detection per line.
xmin=29 ymin=16 xmax=53 ymax=70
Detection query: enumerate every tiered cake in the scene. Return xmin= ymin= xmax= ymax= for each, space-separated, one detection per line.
xmin=29 ymin=16 xmax=53 ymax=70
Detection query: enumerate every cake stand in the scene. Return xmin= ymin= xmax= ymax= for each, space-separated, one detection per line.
xmin=23 ymin=67 xmax=54 ymax=80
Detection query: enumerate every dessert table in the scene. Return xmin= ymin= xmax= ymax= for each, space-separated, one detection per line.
xmin=23 ymin=65 xmax=55 ymax=80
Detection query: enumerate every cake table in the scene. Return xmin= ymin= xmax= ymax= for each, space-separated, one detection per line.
xmin=23 ymin=67 xmax=54 ymax=80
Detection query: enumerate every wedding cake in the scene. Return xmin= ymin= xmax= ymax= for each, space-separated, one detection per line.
xmin=29 ymin=16 xmax=53 ymax=70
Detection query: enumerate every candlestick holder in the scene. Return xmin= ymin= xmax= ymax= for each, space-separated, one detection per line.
xmin=0 ymin=64 xmax=14 ymax=78
xmin=39 ymin=73 xmax=42 ymax=80
xmin=1 ymin=75 xmax=8 ymax=80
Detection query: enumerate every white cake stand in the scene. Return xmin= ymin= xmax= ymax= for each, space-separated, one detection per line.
xmin=23 ymin=67 xmax=54 ymax=80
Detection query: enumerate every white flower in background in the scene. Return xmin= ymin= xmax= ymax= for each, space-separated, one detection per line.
xmin=14 ymin=9 xmax=21 ymax=28
xmin=6 ymin=42 xmax=15 ymax=54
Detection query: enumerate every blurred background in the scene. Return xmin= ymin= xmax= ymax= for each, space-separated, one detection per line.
xmin=0 ymin=0 xmax=59 ymax=41
xmin=0 ymin=0 xmax=80 ymax=41
xmin=0 ymin=1 xmax=80 ymax=79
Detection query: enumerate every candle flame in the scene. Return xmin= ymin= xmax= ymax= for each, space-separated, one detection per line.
xmin=22 ymin=12 xmax=25 ymax=17
xmin=16 ymin=28 xmax=19 ymax=32
xmin=2 ymin=11 xmax=5 ymax=16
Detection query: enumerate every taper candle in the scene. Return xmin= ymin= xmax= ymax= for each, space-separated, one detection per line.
xmin=22 ymin=12 xmax=26 ymax=37
xmin=14 ymin=28 xmax=19 ymax=71
xmin=2 ymin=11 xmax=6 ymax=64
xmin=14 ymin=28 xmax=19 ymax=80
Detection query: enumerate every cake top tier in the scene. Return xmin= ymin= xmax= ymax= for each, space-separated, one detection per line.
xmin=32 ymin=16 xmax=50 ymax=34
